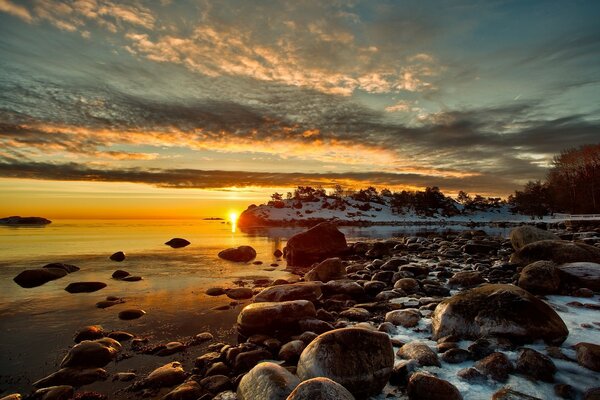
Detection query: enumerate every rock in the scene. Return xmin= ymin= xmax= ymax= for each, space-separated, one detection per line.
xmin=225 ymin=288 xmax=254 ymax=300
xmin=33 ymin=368 xmax=108 ymax=388
xmin=448 ymin=271 xmax=485 ymax=288
xmin=274 ymin=249 xmax=283 ymax=257
xmin=474 ymin=352 xmax=513 ymax=382
xmin=163 ymin=380 xmax=203 ymax=400
xmin=397 ymin=341 xmax=440 ymax=367
xmin=407 ymin=372 xmax=463 ymax=400
xmin=511 ymin=240 xmax=600 ymax=265
xmin=492 ymin=388 xmax=542 ymax=399
xmin=554 ymin=384 xmax=577 ymax=399
xmin=29 ymin=386 xmax=73 ymax=400
xmin=0 ymin=395 xmax=21 ymax=400
xmin=431 ymin=284 xmax=569 ymax=345
xmin=13 ymin=268 xmax=67 ymax=288
xmin=339 ymin=307 xmax=371 ymax=322
xmin=155 ymin=342 xmax=186 ymax=356
xmin=122 ymin=275 xmax=142 ymax=282
xmin=322 ymin=280 xmax=365 ymax=297
xmin=165 ymin=238 xmax=190 ymax=248
xmin=515 ymin=348 xmax=556 ymax=382
xmin=64 ymin=282 xmax=107 ymax=293
xmin=107 ymin=331 xmax=134 ymax=341
xmin=234 ymin=349 xmax=273 ymax=372
xmin=118 ymin=309 xmax=146 ymax=320
xmin=385 ymin=309 xmax=421 ymax=328
xmin=109 ymin=251 xmax=125 ymax=262
xmin=206 ymin=287 xmax=225 ymax=296
xmin=255 ymin=282 xmax=323 ymax=303
xmin=297 ymin=327 xmax=394 ymax=398
xmin=557 ymin=262 xmax=600 ymax=291
xmin=42 ymin=263 xmax=79 ymax=273
xmin=278 ymin=340 xmax=306 ymax=363
xmin=441 ymin=348 xmax=471 ymax=364
xmin=286 ymin=377 xmax=355 ymax=400
xmin=237 ymin=300 xmax=316 ymax=337
xmin=574 ymin=342 xmax=600 ymax=371
xmin=194 ymin=332 xmax=214 ymax=343
xmin=304 ymin=258 xmax=346 ymax=282
xmin=457 ymin=367 xmax=487 ymax=383
xmin=60 ymin=338 xmax=121 ymax=368
xmin=74 ymin=325 xmax=105 ymax=343
xmin=111 ymin=270 xmax=130 ymax=279
xmin=144 ymin=362 xmax=187 ymax=388
xmin=237 ymin=362 xmax=300 ymax=400
xmin=298 ymin=318 xmax=335 ymax=334
xmin=518 ymin=261 xmax=561 ymax=294
xmin=0 ymin=216 xmax=51 ymax=225
xmin=95 ymin=298 xmax=124 ymax=308
xmin=284 ymin=222 xmax=347 ymax=266
xmin=510 ymin=226 xmax=559 ymax=250
xmin=218 ymin=246 xmax=257 ymax=262
xmin=200 ymin=374 xmax=232 ymax=393
xmin=393 ymin=278 xmax=420 ymax=293
xmin=364 ymin=281 xmax=386 ymax=296
xmin=584 ymin=388 xmax=600 ymax=400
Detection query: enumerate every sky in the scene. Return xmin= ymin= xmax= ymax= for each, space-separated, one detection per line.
xmin=0 ymin=0 xmax=599 ymax=218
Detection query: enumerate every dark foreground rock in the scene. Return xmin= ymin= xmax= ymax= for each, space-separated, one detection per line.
xmin=286 ymin=377 xmax=355 ymax=400
xmin=511 ymin=240 xmax=600 ymax=265
xmin=237 ymin=362 xmax=299 ymax=400
xmin=218 ymin=246 xmax=257 ymax=262
xmin=284 ymin=222 xmax=348 ymax=266
xmin=237 ymin=300 xmax=316 ymax=337
xmin=510 ymin=226 xmax=559 ymax=250
xmin=60 ymin=338 xmax=121 ymax=369
xmin=165 ymin=238 xmax=191 ymax=248
xmin=254 ymin=282 xmax=323 ymax=303
xmin=297 ymin=327 xmax=394 ymax=398
xmin=13 ymin=268 xmax=67 ymax=288
xmin=431 ymin=284 xmax=569 ymax=345
xmin=64 ymin=282 xmax=107 ymax=293
xmin=557 ymin=262 xmax=600 ymax=291
xmin=109 ymin=251 xmax=125 ymax=262
xmin=407 ymin=372 xmax=463 ymax=400
xmin=517 ymin=261 xmax=561 ymax=294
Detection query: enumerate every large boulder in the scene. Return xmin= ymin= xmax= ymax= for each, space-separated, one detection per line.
xmin=284 ymin=222 xmax=347 ymax=266
xmin=510 ymin=226 xmax=559 ymax=250
xmin=557 ymin=262 xmax=600 ymax=291
xmin=575 ymin=342 xmax=600 ymax=372
xmin=511 ymin=240 xmax=600 ymax=265
xmin=431 ymin=284 xmax=568 ymax=345
xmin=60 ymin=338 xmax=121 ymax=368
xmin=517 ymin=261 xmax=561 ymax=294
xmin=297 ymin=327 xmax=394 ymax=399
xmin=237 ymin=300 xmax=316 ymax=337
xmin=255 ymin=282 xmax=323 ymax=303
xmin=304 ymin=258 xmax=346 ymax=282
xmin=218 ymin=246 xmax=257 ymax=262
xmin=407 ymin=372 xmax=462 ymax=400
xmin=13 ymin=268 xmax=68 ymax=288
xmin=286 ymin=377 xmax=355 ymax=400
xmin=397 ymin=341 xmax=440 ymax=367
xmin=237 ymin=362 xmax=300 ymax=400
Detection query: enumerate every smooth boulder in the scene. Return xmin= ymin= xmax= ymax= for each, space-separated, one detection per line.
xmin=60 ymin=338 xmax=121 ymax=368
xmin=510 ymin=226 xmax=559 ymax=250
xmin=64 ymin=282 xmax=106 ymax=293
xmin=237 ymin=362 xmax=300 ymax=400
xmin=517 ymin=261 xmax=561 ymax=294
xmin=431 ymin=284 xmax=569 ymax=345
xmin=286 ymin=377 xmax=355 ymax=400
xmin=557 ymin=262 xmax=600 ymax=290
xmin=237 ymin=300 xmax=316 ymax=337
xmin=297 ymin=327 xmax=394 ymax=398
xmin=304 ymin=258 xmax=346 ymax=282
xmin=13 ymin=268 xmax=67 ymax=288
xmin=255 ymin=282 xmax=323 ymax=303
xmin=109 ymin=251 xmax=125 ymax=262
xmin=165 ymin=238 xmax=190 ymax=248
xmin=284 ymin=222 xmax=347 ymax=266
xmin=218 ymin=246 xmax=257 ymax=262
xmin=407 ymin=372 xmax=462 ymax=400
xmin=511 ymin=240 xmax=600 ymax=265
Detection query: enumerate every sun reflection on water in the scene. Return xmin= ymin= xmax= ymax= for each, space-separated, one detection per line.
xmin=229 ymin=212 xmax=238 ymax=233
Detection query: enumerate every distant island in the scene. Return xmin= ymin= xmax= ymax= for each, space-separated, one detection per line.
xmin=202 ymin=217 xmax=225 ymax=220
xmin=0 ymin=216 xmax=52 ymax=225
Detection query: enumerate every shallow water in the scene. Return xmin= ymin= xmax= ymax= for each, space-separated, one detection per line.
xmin=0 ymin=219 xmax=511 ymax=397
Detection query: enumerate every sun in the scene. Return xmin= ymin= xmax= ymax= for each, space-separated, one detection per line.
xmin=229 ymin=212 xmax=238 ymax=233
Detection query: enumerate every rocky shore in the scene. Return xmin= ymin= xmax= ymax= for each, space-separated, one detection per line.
xmin=4 ymin=223 xmax=600 ymax=400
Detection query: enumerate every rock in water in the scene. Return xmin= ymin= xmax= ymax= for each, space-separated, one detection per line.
xmin=74 ymin=325 xmax=105 ymax=343
xmin=397 ymin=341 xmax=440 ymax=367
xmin=431 ymin=284 xmax=568 ymax=345
xmin=64 ymin=282 xmax=107 ymax=293
xmin=218 ymin=246 xmax=257 ymax=262
xmin=60 ymin=338 xmax=121 ymax=368
xmin=574 ymin=342 xmax=600 ymax=371
xmin=29 ymin=385 xmax=73 ymax=400
xmin=237 ymin=362 xmax=300 ymax=400
xmin=304 ymin=258 xmax=347 ymax=282
xmin=286 ymin=377 xmax=355 ymax=400
xmin=517 ymin=261 xmax=561 ymax=294
xmin=165 ymin=238 xmax=190 ymax=248
xmin=32 ymin=368 xmax=108 ymax=388
xmin=254 ymin=282 xmax=323 ymax=303
xmin=118 ymin=309 xmax=146 ymax=320
xmin=511 ymin=240 xmax=600 ymax=265
xmin=42 ymin=263 xmax=79 ymax=273
xmin=284 ymin=222 xmax=347 ymax=266
xmin=0 ymin=216 xmax=51 ymax=225
xmin=237 ymin=300 xmax=316 ymax=337
xmin=510 ymin=226 xmax=559 ymax=250
xmin=515 ymin=348 xmax=556 ymax=382
xmin=143 ymin=362 xmax=187 ymax=388
xmin=297 ymin=327 xmax=394 ymax=398
xmin=407 ymin=372 xmax=463 ymax=400
xmin=13 ymin=268 xmax=67 ymax=288
xmin=109 ymin=251 xmax=125 ymax=262
xmin=557 ymin=262 xmax=600 ymax=291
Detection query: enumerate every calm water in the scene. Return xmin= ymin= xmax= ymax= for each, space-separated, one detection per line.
xmin=0 ymin=219 xmax=510 ymax=397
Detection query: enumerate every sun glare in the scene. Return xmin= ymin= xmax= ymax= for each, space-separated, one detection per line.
xmin=229 ymin=212 xmax=238 ymax=233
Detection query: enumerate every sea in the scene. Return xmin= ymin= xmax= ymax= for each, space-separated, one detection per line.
xmin=0 ymin=219 xmax=512 ymax=397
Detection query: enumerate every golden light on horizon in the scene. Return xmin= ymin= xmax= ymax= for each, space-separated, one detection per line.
xmin=229 ymin=211 xmax=238 ymax=233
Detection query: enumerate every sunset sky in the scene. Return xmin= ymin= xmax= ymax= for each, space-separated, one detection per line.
xmin=1 ymin=0 xmax=599 ymax=218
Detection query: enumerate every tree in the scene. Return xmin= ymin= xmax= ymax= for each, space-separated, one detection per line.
xmin=271 ymin=192 xmax=283 ymax=202
xmin=457 ymin=191 xmax=471 ymax=205
xmin=509 ymin=181 xmax=551 ymax=217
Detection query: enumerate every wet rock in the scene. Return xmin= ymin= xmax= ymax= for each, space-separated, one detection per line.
xmin=364 ymin=281 xmax=386 ymax=296
xmin=558 ymin=262 xmax=600 ymax=291
xmin=511 ymin=240 xmax=600 ymax=265
xmin=234 ymin=349 xmax=272 ymax=372
xmin=515 ymin=348 xmax=556 ymax=382
xmin=218 ymin=246 xmax=257 ymax=262
xmin=33 ymin=368 xmax=108 ymax=388
xmin=284 ymin=222 xmax=347 ymax=266
xmin=13 ymin=268 xmax=67 ymax=288
xmin=60 ymin=338 xmax=121 ymax=368
xmin=195 ymin=352 xmax=222 ymax=373
xmin=237 ymin=300 xmax=316 ymax=337
xmin=474 ymin=352 xmax=513 ymax=382
xmin=441 ymin=348 xmax=471 ymax=364
xmin=255 ymin=282 xmax=323 ymax=303
xmin=407 ymin=372 xmax=462 ymax=400
xmin=205 ymin=287 xmax=225 ymax=296
xmin=584 ymin=388 xmax=600 ymax=400
xmin=95 ymin=298 xmax=124 ymax=308
xmin=393 ymin=278 xmax=420 ymax=293
xmin=339 ymin=307 xmax=371 ymax=322
xmin=109 ymin=251 xmax=125 ymax=262
xmin=278 ymin=340 xmax=306 ymax=363
xmin=286 ymin=377 xmax=355 ymax=400
xmin=43 ymin=263 xmax=79 ymax=273
xmin=118 ymin=309 xmax=146 ymax=320
xmin=155 ymin=342 xmax=186 ymax=356
xmin=237 ymin=362 xmax=300 ymax=400
xmin=65 ymin=282 xmax=107 ymax=293
xmin=397 ymin=341 xmax=440 ymax=367
xmin=322 ymin=280 xmax=365 ymax=297
xmin=113 ymin=372 xmax=136 ymax=382
xmin=107 ymin=331 xmax=134 ymax=341
xmin=225 ymin=288 xmax=254 ymax=300
xmin=574 ymin=342 xmax=600 ymax=371
xmin=163 ymin=380 xmax=203 ymax=400
xmin=143 ymin=362 xmax=187 ymax=388
xmin=304 ymin=258 xmax=346 ymax=282
xmin=518 ymin=261 xmax=561 ymax=294
xmin=297 ymin=327 xmax=394 ymax=398
xmin=112 ymin=270 xmax=130 ymax=279
xmin=492 ymin=388 xmax=542 ymax=399
xmin=385 ymin=309 xmax=421 ymax=328
xmin=554 ymin=384 xmax=577 ymax=399
xmin=448 ymin=271 xmax=485 ymax=288
xmin=30 ymin=385 xmax=74 ymax=400
xmin=457 ymin=367 xmax=487 ymax=382
xmin=0 ymin=395 xmax=21 ymax=400
xmin=389 ymin=359 xmax=418 ymax=386
xmin=200 ymin=375 xmax=232 ymax=394
xmin=74 ymin=325 xmax=105 ymax=343
xmin=431 ymin=284 xmax=569 ymax=345
xmin=206 ymin=362 xmax=229 ymax=376
xmin=194 ymin=332 xmax=214 ymax=343
xmin=510 ymin=226 xmax=559 ymax=250
xmin=122 ymin=276 xmax=142 ymax=282
xmin=165 ymin=238 xmax=190 ymax=248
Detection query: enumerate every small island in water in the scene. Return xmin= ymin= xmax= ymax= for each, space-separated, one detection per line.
xmin=0 ymin=216 xmax=52 ymax=225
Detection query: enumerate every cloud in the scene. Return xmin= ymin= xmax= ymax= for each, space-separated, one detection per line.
xmin=0 ymin=0 xmax=33 ymax=22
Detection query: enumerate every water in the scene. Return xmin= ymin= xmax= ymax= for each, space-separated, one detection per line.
xmin=0 ymin=219 xmax=510 ymax=397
